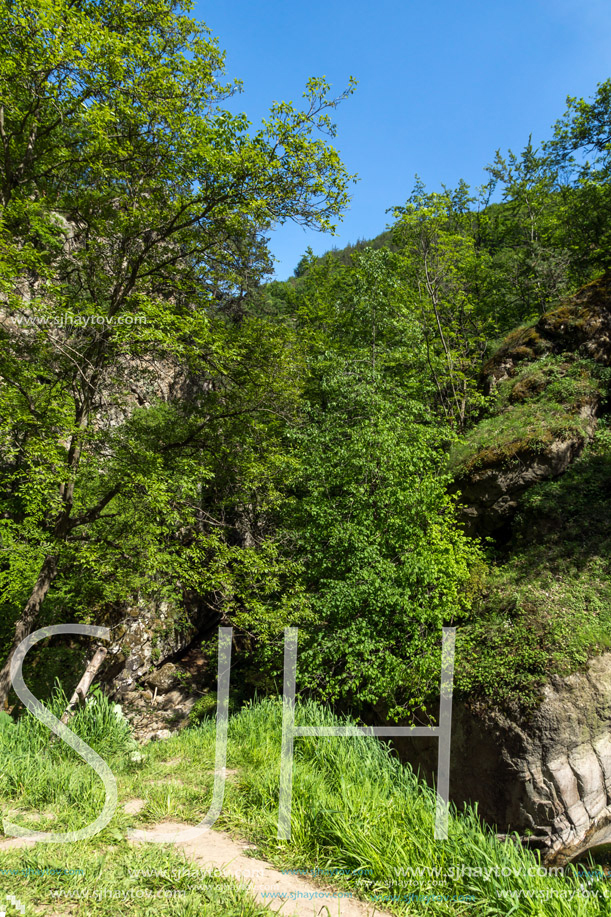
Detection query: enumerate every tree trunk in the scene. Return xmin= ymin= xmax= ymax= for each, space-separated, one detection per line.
xmin=0 ymin=554 xmax=58 ymax=708
xmin=60 ymin=645 xmax=108 ymax=725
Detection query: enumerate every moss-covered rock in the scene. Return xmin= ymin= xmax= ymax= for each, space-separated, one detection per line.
xmin=452 ymin=275 xmax=611 ymax=535
xmin=484 ymin=273 xmax=611 ymax=392
xmin=451 ymin=354 xmax=603 ymax=534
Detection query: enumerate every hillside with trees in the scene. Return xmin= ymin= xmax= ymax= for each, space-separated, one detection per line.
xmin=2 ymin=0 xmax=611 ymax=910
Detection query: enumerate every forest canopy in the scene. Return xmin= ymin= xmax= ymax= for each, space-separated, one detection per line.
xmin=2 ymin=0 xmax=611 ymax=719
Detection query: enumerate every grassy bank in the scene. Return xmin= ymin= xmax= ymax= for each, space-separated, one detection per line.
xmin=1 ymin=694 xmax=609 ymax=915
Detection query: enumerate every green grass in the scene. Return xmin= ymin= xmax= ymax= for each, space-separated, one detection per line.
xmin=0 ymin=845 xmax=274 ymax=916
xmin=0 ymin=691 xmax=271 ymax=916
xmin=2 ymin=694 xmax=610 ymax=916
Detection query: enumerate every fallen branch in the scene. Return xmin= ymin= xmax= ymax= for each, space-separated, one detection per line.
xmin=60 ymin=645 xmax=108 ymax=725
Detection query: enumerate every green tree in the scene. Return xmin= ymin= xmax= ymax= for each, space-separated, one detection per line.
xmin=393 ymin=184 xmax=489 ymax=429
xmin=483 ymin=139 xmax=570 ymax=323
xmin=0 ymin=0 xmax=355 ymax=704
xmin=545 ymin=78 xmax=611 ymax=280
xmin=288 ymin=371 xmax=480 ymax=718
xmin=240 ymin=248 xmax=483 ymax=717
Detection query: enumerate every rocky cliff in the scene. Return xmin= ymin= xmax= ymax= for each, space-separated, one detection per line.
xmin=390 ymin=652 xmax=611 ymax=865
xmin=396 ymin=274 xmax=611 ymax=864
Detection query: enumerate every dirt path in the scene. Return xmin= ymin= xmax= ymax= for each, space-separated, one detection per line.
xmin=131 ymin=821 xmax=390 ymax=917
xmin=0 ymin=817 xmax=392 ymax=915
xmin=0 ymin=836 xmax=37 ymax=850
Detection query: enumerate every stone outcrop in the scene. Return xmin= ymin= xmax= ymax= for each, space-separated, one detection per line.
xmin=99 ymin=596 xmax=212 ymax=741
xmin=454 ymin=275 xmax=611 ymax=536
xmin=390 ymin=652 xmax=611 ymax=865
xmin=117 ymin=684 xmax=198 ymax=745
xmin=455 ymin=406 xmax=597 ymax=536
xmin=483 ymin=273 xmax=611 ymax=392
xmin=102 ymin=597 xmax=195 ymax=696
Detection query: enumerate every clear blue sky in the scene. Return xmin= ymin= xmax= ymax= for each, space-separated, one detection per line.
xmin=195 ymin=0 xmax=611 ymax=279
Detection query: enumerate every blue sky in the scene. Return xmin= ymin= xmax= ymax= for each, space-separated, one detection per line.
xmin=196 ymin=0 xmax=611 ymax=278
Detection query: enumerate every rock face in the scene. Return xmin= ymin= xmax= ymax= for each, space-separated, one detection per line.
xmin=390 ymin=653 xmax=611 ymax=865
xmin=100 ymin=596 xmax=211 ymax=742
xmin=428 ymin=276 xmax=611 ymax=861
xmin=103 ymin=597 xmax=197 ymax=696
xmin=455 ymin=411 xmax=596 ymax=537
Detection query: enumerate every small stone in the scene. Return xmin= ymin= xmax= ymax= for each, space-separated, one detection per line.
xmin=144 ymin=663 xmax=180 ymax=692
